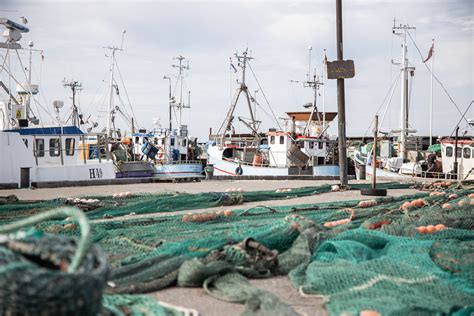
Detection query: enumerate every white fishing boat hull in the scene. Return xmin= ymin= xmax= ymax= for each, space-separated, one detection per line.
xmin=152 ymin=162 xmax=204 ymax=179
xmin=0 ymin=130 xmax=115 ymax=188
xmin=207 ymin=145 xmax=339 ymax=177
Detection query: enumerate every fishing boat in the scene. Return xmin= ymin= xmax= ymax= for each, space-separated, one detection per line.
xmin=352 ymin=21 xmax=474 ymax=181
xmin=207 ymin=49 xmax=340 ymax=177
xmin=0 ymin=18 xmax=115 ymax=188
xmin=127 ymin=56 xmax=203 ymax=180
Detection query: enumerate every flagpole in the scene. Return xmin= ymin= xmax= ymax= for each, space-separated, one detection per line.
xmin=429 ymin=39 xmax=434 ymax=145
xmin=322 ymin=49 xmax=326 ymax=134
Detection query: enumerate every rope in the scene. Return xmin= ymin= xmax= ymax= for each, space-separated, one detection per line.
xmin=0 ymin=207 xmax=91 ymax=273
xmin=114 ymin=55 xmax=140 ymax=129
xmin=247 ymin=60 xmax=282 ymax=130
xmin=406 ymin=30 xmax=472 ymax=130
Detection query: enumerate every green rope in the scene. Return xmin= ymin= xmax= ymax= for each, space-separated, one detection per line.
xmin=0 ymin=207 xmax=91 ymax=273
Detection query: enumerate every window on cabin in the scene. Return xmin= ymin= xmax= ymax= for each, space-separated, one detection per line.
xmin=463 ymin=147 xmax=470 ymax=159
xmin=445 ymin=146 xmax=453 ymax=157
xmin=279 ymin=136 xmax=284 ymax=144
xmin=183 ymin=139 xmax=187 ymax=147
xmin=171 ymin=138 xmax=175 ymax=146
xmin=34 ymin=139 xmax=44 ymax=157
xmin=135 ymin=137 xmax=140 ymax=144
xmin=456 ymin=147 xmax=462 ymax=158
xmin=49 ymin=138 xmax=60 ymax=157
xmin=65 ymin=138 xmax=75 ymax=156
xmin=270 ymin=136 xmax=275 ymax=144
xmin=318 ymin=142 xmax=324 ymax=149
xmin=309 ymin=141 xmax=314 ymax=149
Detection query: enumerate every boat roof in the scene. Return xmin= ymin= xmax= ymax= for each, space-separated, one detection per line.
xmin=286 ymin=111 xmax=338 ymax=122
xmin=4 ymin=126 xmax=84 ymax=135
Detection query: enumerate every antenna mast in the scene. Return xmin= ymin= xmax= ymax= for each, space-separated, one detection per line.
xmin=104 ymin=29 xmax=126 ymax=138
xmin=218 ymin=49 xmax=259 ymax=146
xmin=392 ymin=21 xmax=416 ymax=160
xmin=171 ymin=55 xmax=190 ymax=128
xmin=62 ymin=79 xmax=83 ymax=127
xmin=303 ymin=45 xmax=323 ymax=136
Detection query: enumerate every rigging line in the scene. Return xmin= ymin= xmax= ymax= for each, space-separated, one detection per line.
xmin=379 ymin=72 xmax=401 ymax=131
xmin=114 ymin=55 xmax=139 ymax=129
xmin=83 ymin=70 xmax=110 ymax=116
xmin=362 ymin=72 xmax=401 ymax=138
xmin=14 ymin=50 xmax=55 ymax=123
xmin=0 ymin=50 xmax=9 ymax=76
xmin=449 ymin=100 xmax=474 ymax=137
xmin=406 ymin=30 xmax=471 ymax=128
xmin=247 ymin=60 xmax=282 ymax=130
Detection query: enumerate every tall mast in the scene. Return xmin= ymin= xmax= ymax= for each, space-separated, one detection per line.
xmin=303 ymin=45 xmax=323 ymax=136
xmin=172 ymin=55 xmax=190 ymax=129
xmin=63 ymin=79 xmax=82 ymax=127
xmin=104 ymin=29 xmax=126 ymax=138
xmin=218 ymin=49 xmax=258 ymax=145
xmin=392 ymin=22 xmax=415 ymax=160
xmin=27 ymin=40 xmax=33 ymax=120
xmin=429 ymin=39 xmax=434 ymax=145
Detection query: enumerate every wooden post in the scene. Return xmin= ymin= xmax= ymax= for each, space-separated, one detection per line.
xmin=336 ymin=0 xmax=348 ymax=186
xmin=372 ymin=115 xmax=378 ymax=189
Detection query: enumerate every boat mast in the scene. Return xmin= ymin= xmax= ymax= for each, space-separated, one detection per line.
xmin=104 ymin=29 xmax=126 ymax=138
xmin=429 ymin=39 xmax=434 ymax=145
xmin=392 ymin=21 xmax=415 ymax=160
xmin=218 ymin=49 xmax=258 ymax=146
xmin=303 ymin=45 xmax=323 ymax=136
xmin=171 ymin=55 xmax=190 ymax=129
xmin=63 ymin=79 xmax=82 ymax=127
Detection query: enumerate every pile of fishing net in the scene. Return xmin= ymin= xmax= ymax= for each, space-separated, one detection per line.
xmin=1 ymin=182 xmax=473 ymax=315
xmin=0 ymin=182 xmax=411 ymax=223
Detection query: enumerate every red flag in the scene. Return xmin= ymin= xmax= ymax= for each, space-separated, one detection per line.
xmin=423 ymin=40 xmax=434 ymax=63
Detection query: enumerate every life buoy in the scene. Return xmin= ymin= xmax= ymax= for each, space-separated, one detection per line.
xmin=235 ymin=165 xmax=243 ymax=175
xmin=157 ymin=146 xmax=164 ymax=159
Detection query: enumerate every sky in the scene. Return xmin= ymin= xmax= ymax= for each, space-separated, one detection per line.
xmin=0 ymin=0 xmax=473 ymax=141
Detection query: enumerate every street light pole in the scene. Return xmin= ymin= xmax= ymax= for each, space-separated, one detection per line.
xmin=336 ymin=0 xmax=348 ymax=186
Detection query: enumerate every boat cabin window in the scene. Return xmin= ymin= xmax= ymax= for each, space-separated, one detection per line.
xmin=463 ymin=147 xmax=471 ymax=159
xmin=34 ymin=139 xmax=44 ymax=157
xmin=318 ymin=142 xmax=324 ymax=149
xmin=270 ymin=136 xmax=275 ymax=144
xmin=23 ymin=139 xmax=28 ymax=148
xmin=170 ymin=138 xmax=175 ymax=146
xmin=49 ymin=138 xmax=60 ymax=157
xmin=135 ymin=137 xmax=140 ymax=144
xmin=260 ymin=138 xmax=268 ymax=145
xmin=279 ymin=136 xmax=284 ymax=144
xmin=446 ymin=146 xmax=453 ymax=157
xmin=456 ymin=148 xmax=462 ymax=158
xmin=309 ymin=141 xmax=314 ymax=149
xmin=65 ymin=138 xmax=75 ymax=156
xmin=182 ymin=139 xmax=187 ymax=147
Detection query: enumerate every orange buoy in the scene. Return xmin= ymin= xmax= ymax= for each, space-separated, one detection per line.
xmin=252 ymin=153 xmax=263 ymax=166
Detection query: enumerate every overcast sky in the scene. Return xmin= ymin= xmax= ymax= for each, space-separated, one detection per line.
xmin=1 ymin=0 xmax=473 ymax=140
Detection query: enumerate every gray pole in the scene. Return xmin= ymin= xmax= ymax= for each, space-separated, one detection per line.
xmin=336 ymin=0 xmax=348 ymax=185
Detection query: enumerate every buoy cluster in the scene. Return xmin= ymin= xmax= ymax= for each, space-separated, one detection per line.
xmin=112 ymin=192 xmax=133 ymax=199
xmin=400 ymin=198 xmax=427 ymax=211
xmin=65 ymin=197 xmax=100 ymax=205
xmin=225 ymin=188 xmax=244 ymax=193
xmin=324 ymin=208 xmax=355 ymax=228
xmin=275 ymin=188 xmax=292 ymax=193
xmin=182 ymin=210 xmax=233 ymax=222
xmin=357 ymin=200 xmax=377 ymax=208
xmin=432 ymin=181 xmax=452 ymax=188
xmin=416 ymin=224 xmax=446 ymax=234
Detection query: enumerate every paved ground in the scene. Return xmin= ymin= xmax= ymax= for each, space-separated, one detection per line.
xmin=2 ymin=179 xmax=419 ymax=316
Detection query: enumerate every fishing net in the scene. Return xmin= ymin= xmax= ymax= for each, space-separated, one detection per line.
xmin=0 ymin=182 xmax=412 ymax=222
xmin=1 ymin=182 xmax=473 ymax=315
